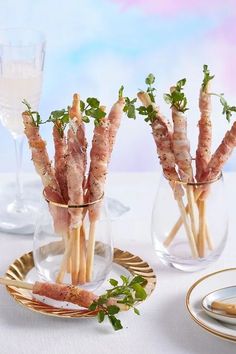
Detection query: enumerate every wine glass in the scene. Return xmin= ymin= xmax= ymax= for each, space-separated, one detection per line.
xmin=0 ymin=28 xmax=45 ymax=234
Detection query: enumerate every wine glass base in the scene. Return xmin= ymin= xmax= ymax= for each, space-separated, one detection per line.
xmin=0 ymin=200 xmax=39 ymax=235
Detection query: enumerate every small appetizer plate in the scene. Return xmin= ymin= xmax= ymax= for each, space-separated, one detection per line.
xmin=4 ymin=248 xmax=156 ymax=318
xmin=186 ymin=268 xmax=236 ymax=342
xmin=202 ymin=286 xmax=236 ymax=325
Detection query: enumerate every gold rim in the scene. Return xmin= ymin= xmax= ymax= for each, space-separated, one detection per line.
xmin=186 ymin=267 xmax=236 ymax=342
xmin=5 ymin=248 xmax=157 ymax=318
xmin=163 ymin=171 xmax=222 ymax=186
xmin=43 ymin=190 xmax=104 ymax=209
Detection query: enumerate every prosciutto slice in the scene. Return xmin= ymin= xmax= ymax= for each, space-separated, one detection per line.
xmin=33 ymin=281 xmax=98 ymax=308
xmin=53 ymin=125 xmax=69 ymax=202
xmin=171 ymin=107 xmax=193 ymax=183
xmin=202 ymin=121 xmax=236 ymax=181
xmin=32 ymin=281 xmax=128 ymax=310
xmin=23 ymin=112 xmax=62 ymax=200
xmin=108 ymin=97 xmax=125 ymax=160
xmin=196 ymin=81 xmax=212 ymax=181
xmin=67 ymin=94 xmax=87 ymax=228
xmin=88 ymin=109 xmax=110 ymax=221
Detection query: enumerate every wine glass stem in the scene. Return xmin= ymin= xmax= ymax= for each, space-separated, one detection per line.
xmin=14 ymin=135 xmax=24 ymax=209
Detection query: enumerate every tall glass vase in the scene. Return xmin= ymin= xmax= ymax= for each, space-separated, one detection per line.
xmin=152 ymin=173 xmax=228 ymax=271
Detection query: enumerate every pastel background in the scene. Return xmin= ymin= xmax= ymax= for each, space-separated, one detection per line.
xmin=0 ymin=0 xmax=236 ymax=173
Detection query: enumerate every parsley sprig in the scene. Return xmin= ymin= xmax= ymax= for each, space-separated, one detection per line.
xmin=47 ymin=109 xmax=70 ymax=137
xmin=137 ymin=104 xmax=156 ymax=124
xmin=22 ymin=99 xmax=70 ymax=136
xmin=122 ymin=74 xmax=157 ymax=124
xmin=145 ymin=73 xmax=156 ymax=103
xmin=164 ymin=78 xmax=188 ymax=113
xmin=23 ymin=95 xmax=106 ymax=135
xmin=136 ymin=74 xmax=157 ymax=124
xmin=119 ymin=85 xmax=124 ymax=100
xmin=89 ymin=275 xmax=147 ymax=331
xmin=123 ymin=96 xmax=137 ymax=119
xmin=119 ymin=85 xmax=137 ymax=119
xmin=80 ymin=97 xmax=106 ymax=126
xmin=22 ymin=99 xmax=42 ymax=127
xmin=211 ymin=93 xmax=236 ymax=122
xmin=202 ymin=64 xmax=214 ymax=92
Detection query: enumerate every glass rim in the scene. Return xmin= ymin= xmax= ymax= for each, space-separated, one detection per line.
xmin=0 ymin=27 xmax=46 ymax=47
xmin=43 ymin=189 xmax=104 ymax=209
xmin=163 ymin=171 xmax=222 ymax=186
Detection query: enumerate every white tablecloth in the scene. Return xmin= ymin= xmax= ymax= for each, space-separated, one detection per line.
xmin=0 ymin=172 xmax=236 ymax=354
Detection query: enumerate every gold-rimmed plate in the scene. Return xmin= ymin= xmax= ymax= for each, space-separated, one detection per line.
xmin=186 ymin=268 xmax=236 ymax=343
xmin=5 ymin=248 xmax=156 ymax=318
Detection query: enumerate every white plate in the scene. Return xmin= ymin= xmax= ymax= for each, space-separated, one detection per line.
xmin=186 ymin=268 xmax=236 ymax=342
xmin=202 ymin=286 xmax=236 ymax=325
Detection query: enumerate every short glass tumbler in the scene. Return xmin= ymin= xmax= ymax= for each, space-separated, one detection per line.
xmin=152 ymin=174 xmax=228 ymax=271
xmin=33 ymin=194 xmax=113 ymax=291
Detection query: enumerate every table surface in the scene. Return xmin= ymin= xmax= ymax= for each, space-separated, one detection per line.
xmin=0 ymin=172 xmax=236 ymax=354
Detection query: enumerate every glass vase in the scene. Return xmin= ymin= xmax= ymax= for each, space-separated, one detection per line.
xmin=33 ymin=194 xmax=113 ymax=291
xmin=152 ymin=174 xmax=228 ymax=271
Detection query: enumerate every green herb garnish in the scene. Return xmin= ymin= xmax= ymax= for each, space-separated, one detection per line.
xmin=119 ymin=85 xmax=137 ymax=119
xmin=23 ymin=95 xmax=106 ymax=133
xmin=22 ymin=99 xmax=42 ymax=127
xmin=164 ymin=78 xmax=188 ymax=113
xmin=123 ymin=96 xmax=137 ymax=119
xmin=137 ymin=104 xmax=156 ymax=124
xmin=211 ymin=93 xmax=236 ymax=123
xmin=80 ymin=97 xmax=106 ymax=126
xmin=89 ymin=275 xmax=147 ymax=331
xmin=119 ymin=85 xmax=124 ymax=100
xmin=47 ymin=108 xmax=70 ymax=137
xmin=136 ymin=74 xmax=157 ymax=124
xmin=202 ymin=64 xmax=214 ymax=92
xmin=145 ymin=73 xmax=156 ymax=103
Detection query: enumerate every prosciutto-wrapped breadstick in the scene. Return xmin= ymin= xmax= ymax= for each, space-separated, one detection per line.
xmin=137 ymin=91 xmax=183 ymax=200
xmin=34 ymin=281 xmax=98 ymax=308
xmin=0 ymin=274 xmax=148 ymax=331
xmin=23 ymin=110 xmax=69 ymax=237
xmin=0 ymin=278 xmax=126 ymax=310
xmin=23 ymin=112 xmax=63 ymax=202
xmin=164 ymin=80 xmax=198 ymax=256
xmin=66 ymin=94 xmax=87 ymax=285
xmin=86 ymin=93 xmax=124 ymax=281
xmin=67 ymin=94 xmax=87 ymax=228
xmin=86 ymin=106 xmax=110 ymax=281
xmin=33 ymin=281 xmax=129 ymax=311
xmin=196 ymin=65 xmax=214 ymax=181
xmin=195 ymin=66 xmax=214 ymax=255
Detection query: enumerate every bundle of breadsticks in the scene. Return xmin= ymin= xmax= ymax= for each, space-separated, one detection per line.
xmin=22 ymin=90 xmax=125 ymax=285
xmin=125 ymin=66 xmax=236 ymax=258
